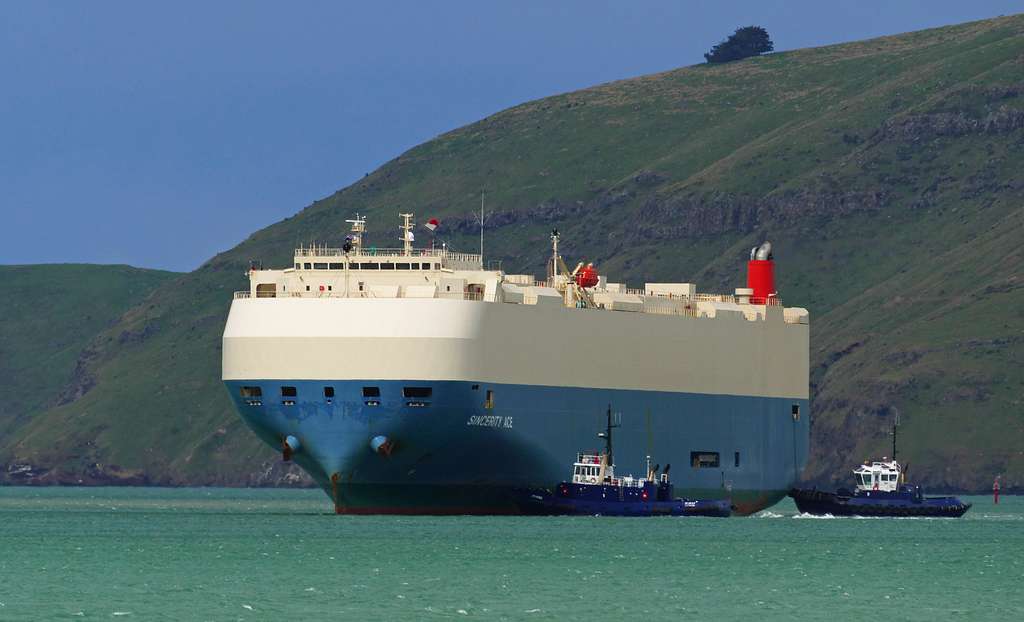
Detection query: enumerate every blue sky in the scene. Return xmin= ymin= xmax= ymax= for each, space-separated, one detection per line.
xmin=2 ymin=1 xmax=1020 ymax=271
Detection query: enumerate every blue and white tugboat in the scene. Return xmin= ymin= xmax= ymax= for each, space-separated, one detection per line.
xmin=789 ymin=421 xmax=971 ymax=517
xmin=526 ymin=407 xmax=731 ymax=517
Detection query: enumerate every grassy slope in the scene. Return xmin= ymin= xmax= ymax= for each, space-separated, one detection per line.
xmin=0 ymin=265 xmax=176 ymax=458
xmin=3 ymin=15 xmax=1022 ymax=490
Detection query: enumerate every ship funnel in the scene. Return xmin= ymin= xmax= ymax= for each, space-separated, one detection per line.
xmin=746 ymin=241 xmax=777 ymax=304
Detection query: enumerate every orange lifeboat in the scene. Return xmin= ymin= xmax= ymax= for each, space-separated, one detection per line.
xmin=574 ymin=263 xmax=599 ymax=289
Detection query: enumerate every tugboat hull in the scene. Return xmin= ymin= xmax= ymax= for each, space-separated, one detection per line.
xmin=524 ymin=483 xmax=732 ymax=517
xmin=789 ymin=488 xmax=971 ymax=518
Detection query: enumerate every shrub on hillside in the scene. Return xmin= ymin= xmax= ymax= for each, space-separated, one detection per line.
xmin=704 ymin=26 xmax=774 ymax=64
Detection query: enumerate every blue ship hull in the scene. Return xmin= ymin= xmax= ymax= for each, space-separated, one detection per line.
xmin=789 ymin=488 xmax=972 ymax=517
xmin=226 ymin=379 xmax=809 ymax=515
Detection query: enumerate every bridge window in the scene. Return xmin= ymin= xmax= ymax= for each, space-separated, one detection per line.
xmin=304 ymin=263 xmax=312 ymax=269
xmin=396 ymin=263 xmax=410 ymax=270
xmin=359 ymin=263 xmax=378 ymax=270
xmin=329 ymin=263 xmax=343 ymax=270
xmin=294 ymin=263 xmax=300 ymax=270
xmin=403 ymin=387 xmax=432 ymax=398
xmin=421 ymin=263 xmax=431 ymax=269
xmin=690 ymin=452 xmax=720 ymax=468
xmin=380 ymin=263 xmax=394 ymax=270
xmin=313 ymin=263 xmax=328 ymax=270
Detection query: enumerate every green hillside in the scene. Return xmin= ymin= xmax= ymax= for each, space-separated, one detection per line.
xmin=0 ymin=264 xmax=177 ymax=479
xmin=2 ymin=15 xmax=1022 ymax=491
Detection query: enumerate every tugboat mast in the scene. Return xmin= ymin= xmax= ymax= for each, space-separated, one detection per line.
xmin=597 ymin=404 xmax=620 ymax=467
xmin=892 ymin=409 xmax=900 ymax=463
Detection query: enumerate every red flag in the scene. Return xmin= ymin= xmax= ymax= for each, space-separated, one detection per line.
xmin=424 ymin=218 xmax=439 ymax=231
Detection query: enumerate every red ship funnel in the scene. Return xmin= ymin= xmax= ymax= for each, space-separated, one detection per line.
xmin=747 ymin=242 xmax=776 ymax=303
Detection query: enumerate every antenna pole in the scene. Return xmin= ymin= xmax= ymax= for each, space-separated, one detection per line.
xmin=479 ymin=190 xmax=485 ymax=264
xmin=606 ymin=404 xmax=613 ymax=468
xmin=602 ymin=404 xmax=620 ymax=468
xmin=892 ymin=418 xmax=898 ymax=463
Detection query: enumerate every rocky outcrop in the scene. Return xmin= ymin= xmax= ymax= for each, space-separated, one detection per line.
xmin=55 ymin=346 xmax=100 ymax=406
xmin=879 ymin=106 xmax=1024 ymax=142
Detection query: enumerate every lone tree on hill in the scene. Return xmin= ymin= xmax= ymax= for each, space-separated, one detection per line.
xmin=704 ymin=26 xmax=774 ymax=64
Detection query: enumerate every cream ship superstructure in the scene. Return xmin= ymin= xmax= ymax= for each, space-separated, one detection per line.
xmin=223 ymin=214 xmax=810 ymax=514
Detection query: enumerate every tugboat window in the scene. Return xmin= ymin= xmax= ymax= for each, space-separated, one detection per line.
xmin=403 ymin=387 xmax=432 ymax=398
xmin=281 ymin=386 xmax=297 ymax=397
xmin=362 ymin=387 xmax=380 ymax=398
xmin=690 ymin=452 xmax=720 ymax=468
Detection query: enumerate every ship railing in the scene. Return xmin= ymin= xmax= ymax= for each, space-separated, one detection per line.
xmin=294 ymin=246 xmax=482 ymax=264
xmin=640 ymin=303 xmax=702 ymax=319
xmin=438 ymin=290 xmax=484 ymax=301
xmin=233 ymin=289 xmax=485 ymax=301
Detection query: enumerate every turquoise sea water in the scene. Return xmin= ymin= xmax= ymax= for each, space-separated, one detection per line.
xmin=0 ymin=488 xmax=1020 ymax=621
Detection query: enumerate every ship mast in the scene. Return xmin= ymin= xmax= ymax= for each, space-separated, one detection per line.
xmin=345 ymin=214 xmax=366 ymax=254
xmin=549 ymin=229 xmax=560 ymax=284
xmin=399 ymin=212 xmax=414 ymax=256
xmin=596 ymin=404 xmax=620 ymax=469
xmin=892 ymin=408 xmax=900 ymax=463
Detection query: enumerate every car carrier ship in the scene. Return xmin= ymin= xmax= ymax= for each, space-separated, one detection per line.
xmin=222 ymin=214 xmax=810 ymax=515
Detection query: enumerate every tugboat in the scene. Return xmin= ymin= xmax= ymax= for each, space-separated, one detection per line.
xmin=789 ymin=419 xmax=971 ymax=517
xmin=525 ymin=407 xmax=731 ymax=517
